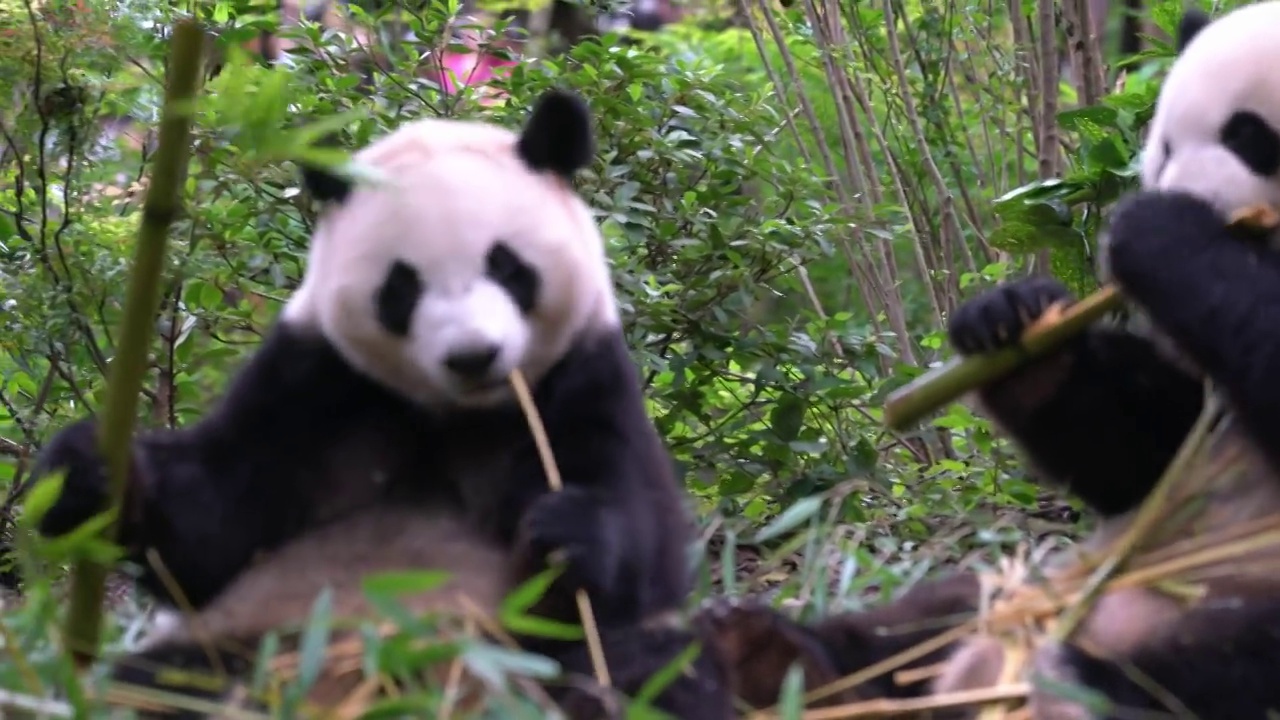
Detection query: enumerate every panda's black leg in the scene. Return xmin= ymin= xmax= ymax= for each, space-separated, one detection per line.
xmin=948 ymin=278 xmax=1203 ymax=517
xmin=554 ymin=621 xmax=736 ymax=720
xmin=1106 ymin=191 xmax=1280 ymax=467
xmin=1039 ymin=599 xmax=1280 ymax=719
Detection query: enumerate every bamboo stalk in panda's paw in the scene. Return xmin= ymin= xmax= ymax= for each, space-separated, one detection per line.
xmin=882 ymin=203 xmax=1280 ymax=433
xmin=508 ymin=370 xmax=612 ymax=688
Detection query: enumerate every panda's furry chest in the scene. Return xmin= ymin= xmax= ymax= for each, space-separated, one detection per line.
xmin=437 ymin=433 xmax=524 ymax=537
xmin=358 ymin=413 xmax=533 ymax=540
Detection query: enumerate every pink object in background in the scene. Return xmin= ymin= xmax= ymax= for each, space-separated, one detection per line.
xmin=438 ymin=49 xmax=518 ymax=93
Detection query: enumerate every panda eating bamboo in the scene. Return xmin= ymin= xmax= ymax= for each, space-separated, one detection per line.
xmin=29 ymin=91 xmax=733 ymax=719
xmin=695 ymin=4 xmax=1280 ymax=718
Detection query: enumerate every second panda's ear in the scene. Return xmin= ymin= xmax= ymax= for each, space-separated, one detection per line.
xmin=1176 ymin=8 xmax=1211 ymax=53
xmin=517 ymin=90 xmax=594 ymax=178
xmin=301 ymin=166 xmax=353 ymax=204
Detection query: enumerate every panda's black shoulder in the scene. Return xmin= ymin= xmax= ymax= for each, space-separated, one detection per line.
xmin=534 ymin=327 xmax=664 ymax=444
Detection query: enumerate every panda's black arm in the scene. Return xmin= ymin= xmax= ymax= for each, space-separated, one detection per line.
xmin=28 ymin=419 xmax=274 ymax=608
xmin=949 ymin=279 xmax=1204 ymax=517
xmin=1105 ymin=191 xmax=1280 ymax=470
xmin=507 ymin=329 xmax=692 ymax=628
xmin=974 ymin=328 xmax=1204 ymax=517
xmin=34 ymin=323 xmax=420 ymax=608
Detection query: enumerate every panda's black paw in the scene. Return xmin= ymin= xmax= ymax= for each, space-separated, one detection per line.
xmin=522 ymin=486 xmax=618 ymax=598
xmin=1104 ymin=190 xmax=1225 ymax=292
xmin=29 ymin=418 xmax=112 ymax=538
xmin=947 ymin=277 xmax=1074 ymax=355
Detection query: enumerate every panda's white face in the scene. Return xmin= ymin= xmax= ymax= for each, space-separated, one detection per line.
xmin=1138 ymin=2 xmax=1280 ymax=226
xmin=283 ymin=115 xmax=619 ymax=409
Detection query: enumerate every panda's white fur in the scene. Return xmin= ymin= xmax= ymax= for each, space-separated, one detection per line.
xmin=282 ymin=114 xmax=619 ymax=409
xmin=29 ymin=91 xmax=726 ymax=719
xmin=1137 ymin=1 xmax=1280 ymax=215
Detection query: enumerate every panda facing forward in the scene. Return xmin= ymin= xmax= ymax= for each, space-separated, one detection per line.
xmin=31 ymin=91 xmax=732 ymax=718
xmin=689 ymin=5 xmax=1280 ymax=718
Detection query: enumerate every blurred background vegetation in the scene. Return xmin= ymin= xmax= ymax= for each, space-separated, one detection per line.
xmin=0 ymin=0 xmax=1255 ymax=714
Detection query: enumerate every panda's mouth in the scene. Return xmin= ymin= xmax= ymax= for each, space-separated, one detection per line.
xmin=451 ymin=375 xmax=510 ymax=400
xmin=1227 ymin=222 xmax=1274 ymax=245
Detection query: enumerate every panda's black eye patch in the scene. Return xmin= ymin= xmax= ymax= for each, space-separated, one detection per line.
xmin=375 ymin=261 xmax=423 ymax=336
xmin=1220 ymin=110 xmax=1280 ymax=177
xmin=486 ymin=242 xmax=539 ymax=314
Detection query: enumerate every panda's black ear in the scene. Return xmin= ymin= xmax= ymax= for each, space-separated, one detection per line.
xmin=1176 ymin=8 xmax=1211 ymax=53
xmin=301 ymin=166 xmax=352 ymax=204
xmin=517 ymin=90 xmax=594 ymax=178
xmin=297 ymin=127 xmax=353 ymax=203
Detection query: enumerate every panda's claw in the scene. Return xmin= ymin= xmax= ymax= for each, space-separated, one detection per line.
xmin=1026 ymin=299 xmax=1070 ymax=335
xmin=948 ymin=277 xmax=1075 ymax=356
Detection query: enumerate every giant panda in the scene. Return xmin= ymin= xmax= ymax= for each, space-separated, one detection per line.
xmin=690 ymin=4 xmax=1280 ymax=718
xmin=30 ymin=90 xmax=733 ymax=719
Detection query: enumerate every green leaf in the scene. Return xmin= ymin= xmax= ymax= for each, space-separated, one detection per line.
xmin=199 ymin=281 xmax=223 ymax=309
xmin=17 ymin=472 xmax=64 ymax=528
xmin=1083 ymin=137 xmax=1129 ymax=172
xmin=361 ymin=569 xmax=451 ymax=598
xmin=501 ymin=613 xmax=584 ymax=641
xmin=754 ymin=495 xmax=824 ymax=543
xmin=1049 ymin=235 xmax=1098 ymax=298
xmin=291 ymin=588 xmax=334 ymax=700
xmin=769 ymin=393 xmax=806 ymax=442
xmin=36 ymin=512 xmax=120 ymax=564
xmin=289 ymin=108 xmax=371 ymax=148
xmin=1057 ymin=105 xmax=1120 ymax=136
xmin=992 ymin=177 xmax=1069 ymax=206
xmin=0 ymin=212 xmax=15 ymax=243
xmin=462 ymin=642 xmax=562 ymax=687
xmin=988 ymin=220 xmax=1080 ymax=255
xmin=250 ymin=632 xmax=281 ymax=695
xmin=1033 ymin=669 xmax=1114 ymax=714
xmin=500 ymin=566 xmax=560 ymax=616
xmin=632 ymin=640 xmax=703 ymax=708
xmin=1150 ymin=0 xmax=1187 ymax=39
xmin=777 ymin=662 xmax=807 ymax=720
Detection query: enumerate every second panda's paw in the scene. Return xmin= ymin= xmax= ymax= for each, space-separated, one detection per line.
xmin=522 ymin=487 xmax=618 ymax=598
xmin=947 ymin=277 xmax=1075 ymax=355
xmin=29 ymin=418 xmax=112 ymax=538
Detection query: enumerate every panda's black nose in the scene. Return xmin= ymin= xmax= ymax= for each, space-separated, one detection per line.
xmin=444 ymin=346 xmax=500 ymax=379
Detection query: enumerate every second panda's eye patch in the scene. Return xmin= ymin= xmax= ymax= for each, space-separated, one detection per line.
xmin=376 ymin=261 xmax=423 ymax=336
xmin=486 ymin=242 xmax=539 ymax=314
xmin=1220 ymin=111 xmax=1280 ymax=177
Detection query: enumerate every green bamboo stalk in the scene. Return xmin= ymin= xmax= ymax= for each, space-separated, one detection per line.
xmin=62 ymin=17 xmax=206 ymax=667
xmin=882 ymin=285 xmax=1123 ymax=433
